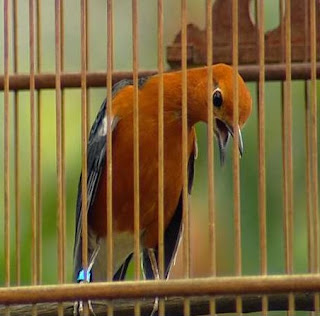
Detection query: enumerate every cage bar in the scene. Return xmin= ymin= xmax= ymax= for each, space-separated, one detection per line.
xmin=132 ymin=1 xmax=141 ymax=316
xmin=106 ymin=0 xmax=114 ymax=285
xmin=3 ymin=275 xmax=320 ymax=305
xmin=310 ymin=0 xmax=319 ymax=275
xmin=157 ymin=1 xmax=165 ymax=316
xmin=232 ymin=1 xmax=242 ymax=315
xmin=3 ymin=0 xmax=11 ymax=290
xmin=206 ymin=1 xmax=216 ymax=316
xmin=0 ymin=64 xmax=319 ymax=92
xmin=29 ymin=0 xmax=38 ymax=289
xmin=36 ymin=0 xmax=43 ymax=285
xmin=60 ymin=0 xmax=66 ymax=285
xmin=54 ymin=0 xmax=63 ymax=286
xmin=80 ymin=0 xmax=89 ymax=296
xmin=181 ymin=2 xmax=190 ymax=316
xmin=257 ymin=0 xmax=268 ymax=315
xmin=12 ymin=0 xmax=21 ymax=287
xmin=132 ymin=0 xmax=140 ymax=281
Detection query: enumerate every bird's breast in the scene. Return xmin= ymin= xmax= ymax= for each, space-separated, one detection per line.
xmin=89 ymin=115 xmax=196 ymax=249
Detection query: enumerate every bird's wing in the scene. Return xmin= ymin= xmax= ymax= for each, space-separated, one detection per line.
xmin=73 ymin=77 xmax=150 ymax=281
xmin=73 ymin=79 xmax=134 ymax=281
xmin=142 ymin=149 xmax=196 ymax=280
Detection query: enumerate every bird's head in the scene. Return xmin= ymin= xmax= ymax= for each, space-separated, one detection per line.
xmin=211 ymin=64 xmax=252 ymax=164
xmin=188 ymin=63 xmax=252 ymax=164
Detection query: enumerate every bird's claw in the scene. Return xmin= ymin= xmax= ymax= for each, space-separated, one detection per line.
xmin=150 ymin=297 xmax=159 ymax=316
xmin=73 ymin=300 xmax=96 ymax=316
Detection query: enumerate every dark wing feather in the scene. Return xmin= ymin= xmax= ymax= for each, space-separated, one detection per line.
xmin=142 ymin=151 xmax=196 ymax=279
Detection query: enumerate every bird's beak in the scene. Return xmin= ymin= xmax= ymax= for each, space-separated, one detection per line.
xmin=214 ymin=118 xmax=244 ymax=165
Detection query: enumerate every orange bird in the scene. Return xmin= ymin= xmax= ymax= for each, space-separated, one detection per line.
xmin=73 ymin=64 xmax=252 ymax=285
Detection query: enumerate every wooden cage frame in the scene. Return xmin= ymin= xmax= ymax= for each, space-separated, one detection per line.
xmin=0 ymin=0 xmax=319 ymax=315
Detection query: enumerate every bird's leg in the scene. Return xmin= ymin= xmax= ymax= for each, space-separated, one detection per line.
xmin=148 ymin=248 xmax=159 ymax=316
xmin=73 ymin=241 xmax=101 ymax=316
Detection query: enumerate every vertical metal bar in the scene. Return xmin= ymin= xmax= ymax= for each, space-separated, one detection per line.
xmin=55 ymin=0 xmax=63 ymax=286
xmin=279 ymin=3 xmax=288 ymax=276
xmin=157 ymin=0 xmax=165 ymax=315
xmin=106 ymin=2 xmax=114 ymax=315
xmin=257 ymin=1 xmax=268 ymax=315
xmin=284 ymin=0 xmax=295 ymax=314
xmin=60 ymin=0 xmax=66 ymax=285
xmin=303 ymin=0 xmax=313 ymax=276
xmin=13 ymin=0 xmax=21 ymax=286
xmin=284 ymin=0 xmax=293 ymax=276
xmin=3 ymin=0 xmax=10 ymax=291
xmin=232 ymin=0 xmax=242 ymax=313
xmin=304 ymin=81 xmax=314 ymax=273
xmin=106 ymin=0 xmax=114 ymax=283
xmin=181 ymin=1 xmax=190 ymax=316
xmin=80 ymin=2 xmax=89 ymax=315
xmin=258 ymin=0 xmax=266 ymax=278
xmin=29 ymin=0 xmax=37 ymax=287
xmin=55 ymin=3 xmax=64 ymax=315
xmin=206 ymin=1 xmax=216 ymax=315
xmin=157 ymin=0 xmax=164 ymax=281
xmin=309 ymin=0 xmax=319 ymax=275
xmin=309 ymin=0 xmax=320 ymax=312
xmin=282 ymin=0 xmax=291 ymax=275
xmin=29 ymin=0 xmax=38 ymax=308
xmin=36 ymin=0 xmax=43 ymax=285
xmin=206 ymin=0 xmax=215 ymax=278
xmin=132 ymin=1 xmax=140 ymax=316
xmin=232 ymin=0 xmax=241 ymax=276
xmin=86 ymin=0 xmax=90 ymax=133
xmin=132 ymin=0 xmax=140 ymax=279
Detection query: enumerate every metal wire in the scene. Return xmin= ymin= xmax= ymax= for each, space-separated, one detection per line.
xmin=29 ymin=0 xmax=38 ymax=290
xmin=157 ymin=1 xmax=165 ymax=315
xmin=132 ymin=2 xmax=141 ymax=316
xmin=55 ymin=0 xmax=63 ymax=286
xmin=55 ymin=2 xmax=64 ymax=315
xmin=13 ymin=0 xmax=21 ymax=287
xmin=80 ymin=3 xmax=89 ymax=315
xmin=284 ymin=0 xmax=294 ymax=276
xmin=309 ymin=0 xmax=320 ymax=311
xmin=3 ymin=0 xmax=11 ymax=291
xmin=80 ymin=1 xmax=89 ymax=314
xmin=181 ymin=1 xmax=190 ymax=316
xmin=60 ymin=0 xmax=66 ymax=285
xmin=257 ymin=1 xmax=268 ymax=314
xmin=232 ymin=1 xmax=242 ymax=315
xmin=206 ymin=1 xmax=216 ymax=315
xmin=303 ymin=0 xmax=313 ymax=277
xmin=132 ymin=0 xmax=140 ymax=282
xmin=36 ymin=0 xmax=43 ymax=285
xmin=106 ymin=0 xmax=114 ymax=285
xmin=106 ymin=2 xmax=114 ymax=316
xmin=309 ymin=0 xmax=319 ymax=275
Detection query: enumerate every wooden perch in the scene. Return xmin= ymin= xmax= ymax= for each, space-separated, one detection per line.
xmin=0 ymin=292 xmax=316 ymax=316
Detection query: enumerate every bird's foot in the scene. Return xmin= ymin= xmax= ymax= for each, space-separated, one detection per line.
xmin=73 ymin=300 xmax=96 ymax=316
xmin=150 ymin=297 xmax=159 ymax=316
xmin=74 ymin=270 xmax=95 ymax=316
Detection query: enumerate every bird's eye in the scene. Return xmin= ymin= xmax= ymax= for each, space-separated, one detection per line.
xmin=212 ymin=89 xmax=223 ymax=108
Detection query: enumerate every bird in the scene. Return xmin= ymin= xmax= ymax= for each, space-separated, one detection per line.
xmin=73 ymin=63 xmax=252 ymax=311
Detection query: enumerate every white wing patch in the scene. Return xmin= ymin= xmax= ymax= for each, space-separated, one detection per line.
xmin=98 ymin=117 xmax=107 ymax=136
xmin=99 ymin=116 xmax=117 ymax=137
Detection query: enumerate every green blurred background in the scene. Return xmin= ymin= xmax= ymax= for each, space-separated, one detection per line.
xmin=0 ymin=0 xmax=319 ymax=286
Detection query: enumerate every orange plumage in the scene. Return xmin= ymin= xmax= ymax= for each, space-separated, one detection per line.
xmin=74 ymin=63 xmax=252 ymax=283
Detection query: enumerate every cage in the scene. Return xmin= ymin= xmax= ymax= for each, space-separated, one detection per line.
xmin=0 ymin=0 xmax=319 ymax=315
